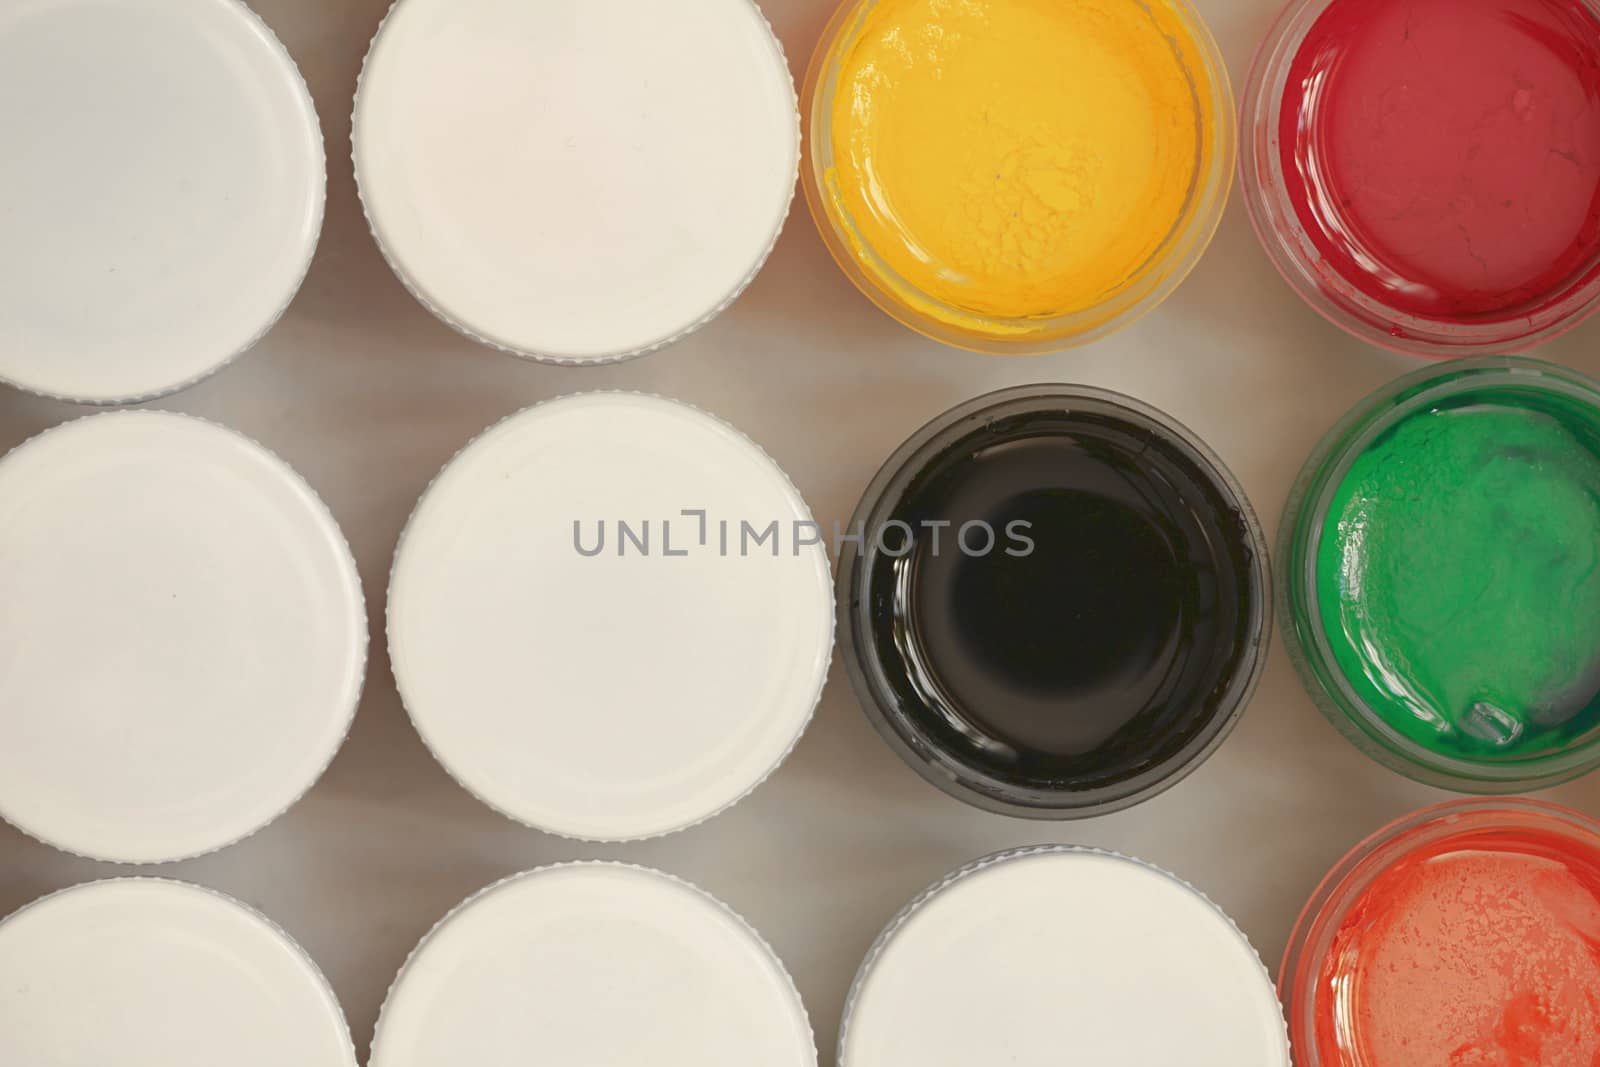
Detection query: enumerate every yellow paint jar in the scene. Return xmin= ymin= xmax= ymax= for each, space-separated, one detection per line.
xmin=803 ymin=0 xmax=1234 ymax=353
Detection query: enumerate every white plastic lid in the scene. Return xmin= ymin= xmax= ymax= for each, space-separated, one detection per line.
xmin=372 ymin=863 xmax=815 ymax=1067
xmin=0 ymin=879 xmax=355 ymax=1067
xmin=0 ymin=412 xmax=367 ymax=863
xmin=842 ymin=848 xmax=1291 ymax=1067
xmin=353 ymin=0 xmax=799 ymax=362
xmin=388 ymin=392 xmax=832 ymax=841
xmin=0 ymin=0 xmax=325 ymax=403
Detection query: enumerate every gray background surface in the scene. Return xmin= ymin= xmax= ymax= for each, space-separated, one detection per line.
xmin=3 ymin=0 xmax=1599 ymax=1060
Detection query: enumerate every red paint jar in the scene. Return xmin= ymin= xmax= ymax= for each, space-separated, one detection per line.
xmin=1242 ymin=0 xmax=1600 ymax=356
xmin=1281 ymin=799 xmax=1600 ymax=1066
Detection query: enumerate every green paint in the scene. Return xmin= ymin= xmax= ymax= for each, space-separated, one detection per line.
xmin=1317 ymin=399 xmax=1600 ymax=760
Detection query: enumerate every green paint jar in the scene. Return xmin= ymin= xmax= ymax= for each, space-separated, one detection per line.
xmin=1281 ymin=356 xmax=1600 ymax=792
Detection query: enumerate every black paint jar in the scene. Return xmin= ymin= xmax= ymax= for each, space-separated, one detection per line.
xmin=838 ymin=385 xmax=1271 ymax=818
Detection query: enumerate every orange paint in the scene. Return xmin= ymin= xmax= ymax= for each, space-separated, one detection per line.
xmin=1313 ymin=823 xmax=1600 ymax=1066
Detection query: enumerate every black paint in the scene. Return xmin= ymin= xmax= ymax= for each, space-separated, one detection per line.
xmin=845 ymin=392 xmax=1266 ymax=815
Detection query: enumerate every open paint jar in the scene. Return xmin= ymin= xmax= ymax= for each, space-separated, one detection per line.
xmin=1281 ymin=357 xmax=1600 ymax=791
xmin=372 ymin=864 xmax=815 ymax=1067
xmin=838 ymin=386 xmax=1270 ymax=817
xmin=0 ymin=879 xmax=355 ymax=1066
xmin=803 ymin=0 xmax=1234 ymax=353
xmin=842 ymin=847 xmax=1289 ymax=1066
xmin=388 ymin=393 xmax=833 ymax=841
xmin=1242 ymin=0 xmax=1600 ymax=356
xmin=0 ymin=412 xmax=367 ymax=863
xmin=355 ymin=0 xmax=798 ymax=363
xmin=1282 ymin=799 xmax=1600 ymax=1066
xmin=0 ymin=0 xmax=325 ymax=403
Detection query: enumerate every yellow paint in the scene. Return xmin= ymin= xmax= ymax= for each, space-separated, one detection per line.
xmin=821 ymin=0 xmax=1215 ymax=334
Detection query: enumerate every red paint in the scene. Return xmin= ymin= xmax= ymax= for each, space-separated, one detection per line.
xmin=1312 ymin=823 xmax=1600 ymax=1066
xmin=1281 ymin=0 xmax=1600 ymax=320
